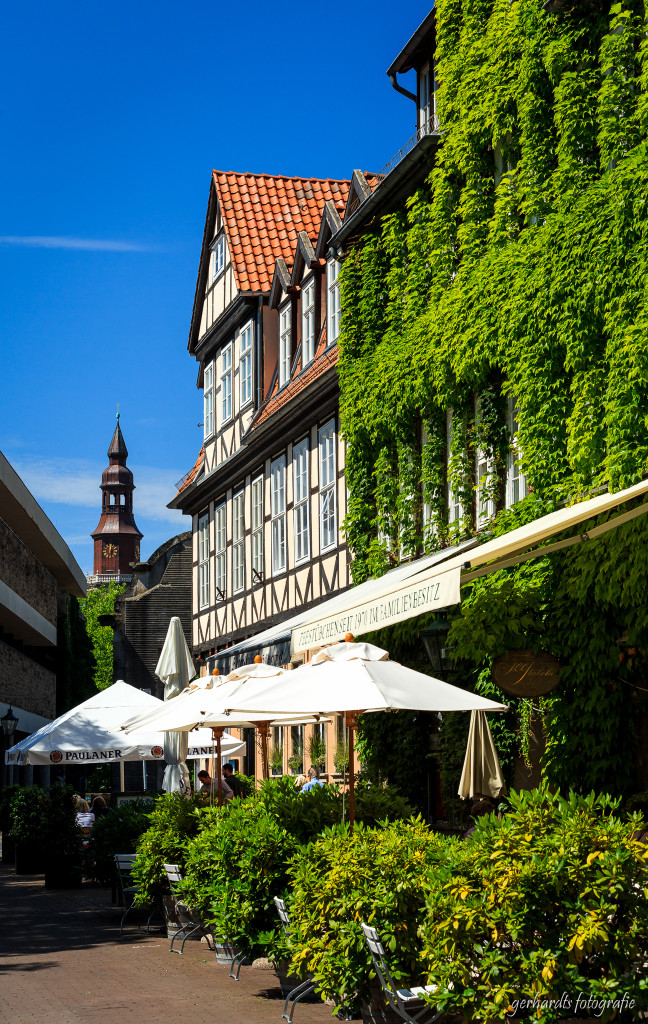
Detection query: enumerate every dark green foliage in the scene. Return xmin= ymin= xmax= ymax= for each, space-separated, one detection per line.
xmin=9 ymin=785 xmax=50 ymax=844
xmin=87 ymin=799 xmax=154 ymax=887
xmin=10 ymin=784 xmax=82 ymax=857
xmin=419 ymin=785 xmax=648 ymax=1021
xmin=286 ymin=819 xmax=451 ymax=1011
xmin=55 ymin=594 xmax=96 ymax=714
xmin=132 ymin=793 xmax=204 ymax=905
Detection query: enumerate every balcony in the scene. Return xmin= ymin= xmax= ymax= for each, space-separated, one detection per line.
xmin=331 ymin=115 xmax=441 ymax=249
xmin=86 ymin=573 xmax=133 ymax=587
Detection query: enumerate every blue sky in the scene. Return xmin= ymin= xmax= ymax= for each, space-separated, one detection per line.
xmin=0 ymin=0 xmax=429 ymax=575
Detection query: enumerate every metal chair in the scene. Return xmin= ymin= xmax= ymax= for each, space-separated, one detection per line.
xmin=360 ymin=923 xmax=442 ymax=1024
xmin=164 ymin=863 xmax=214 ymax=955
xmin=274 ymin=896 xmax=316 ymax=1022
xmin=114 ymin=853 xmax=157 ymax=935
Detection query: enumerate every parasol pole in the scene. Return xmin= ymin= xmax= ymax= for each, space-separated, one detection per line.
xmin=345 ymin=710 xmax=359 ymax=835
xmin=211 ymin=727 xmax=224 ymax=806
xmin=257 ymin=722 xmax=270 ymax=780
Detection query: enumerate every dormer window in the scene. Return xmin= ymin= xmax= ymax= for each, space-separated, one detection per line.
xmin=211 ymin=235 xmax=225 ymax=283
xmin=279 ymin=302 xmax=292 ymax=387
xmin=301 ymin=278 xmax=316 ymax=367
xmin=326 ymin=258 xmax=341 ymax=347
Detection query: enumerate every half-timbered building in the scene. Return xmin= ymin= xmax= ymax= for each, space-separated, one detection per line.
xmin=170 ymin=172 xmax=352 ymax=778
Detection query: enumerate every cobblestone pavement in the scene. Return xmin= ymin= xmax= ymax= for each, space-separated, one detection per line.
xmin=0 ymin=864 xmax=333 ymax=1024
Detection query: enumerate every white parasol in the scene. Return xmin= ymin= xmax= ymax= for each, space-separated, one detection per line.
xmin=219 ymin=640 xmax=507 ymax=828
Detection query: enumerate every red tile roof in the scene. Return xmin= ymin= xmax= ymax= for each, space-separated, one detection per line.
xmin=213 ymin=172 xmax=350 ymax=293
xmin=175 ymin=445 xmax=204 ymax=495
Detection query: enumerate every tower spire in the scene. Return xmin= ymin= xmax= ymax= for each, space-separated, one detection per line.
xmin=90 ymin=418 xmax=143 ymax=584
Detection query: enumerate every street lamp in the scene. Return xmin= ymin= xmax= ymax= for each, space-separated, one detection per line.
xmin=420 ymin=616 xmax=453 ymax=676
xmin=1 ymin=706 xmax=18 ymax=789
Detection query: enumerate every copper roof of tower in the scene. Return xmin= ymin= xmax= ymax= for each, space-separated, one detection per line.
xmin=108 ymin=420 xmax=128 ymax=461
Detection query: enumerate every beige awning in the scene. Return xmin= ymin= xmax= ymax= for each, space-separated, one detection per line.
xmin=291 ymin=478 xmax=648 ymax=654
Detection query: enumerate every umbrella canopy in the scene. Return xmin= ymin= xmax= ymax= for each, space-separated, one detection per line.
xmin=4 ymin=681 xmax=242 ymax=767
xmin=458 ymin=710 xmax=506 ymax=800
xmin=220 ymin=642 xmax=508 ymax=717
xmin=122 ymin=663 xmax=326 ymax=735
xmin=220 ymin=641 xmax=507 ymax=830
xmin=155 ymin=616 xmax=197 ymax=794
xmin=122 ymin=661 xmax=328 ymax=787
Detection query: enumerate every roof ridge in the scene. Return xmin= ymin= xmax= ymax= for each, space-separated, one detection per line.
xmin=212 ymin=169 xmax=351 ymax=184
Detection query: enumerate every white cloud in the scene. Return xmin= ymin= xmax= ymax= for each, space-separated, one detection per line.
xmin=0 ymin=236 xmax=156 ymax=252
xmin=10 ymin=456 xmax=182 ymax=524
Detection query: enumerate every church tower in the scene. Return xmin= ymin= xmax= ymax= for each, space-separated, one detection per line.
xmin=91 ymin=416 xmax=143 ymax=581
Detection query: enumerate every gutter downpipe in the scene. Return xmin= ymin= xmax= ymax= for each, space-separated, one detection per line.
xmin=389 ymin=72 xmax=417 ymax=103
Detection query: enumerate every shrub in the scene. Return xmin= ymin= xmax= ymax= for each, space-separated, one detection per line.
xmin=177 ymin=797 xmax=297 ymax=954
xmin=132 ymin=793 xmax=203 ymax=905
xmin=286 ymin=818 xmax=451 ymax=1011
xmin=10 ymin=784 xmax=82 ymax=860
xmin=419 ymin=785 xmax=648 ymax=1023
xmin=257 ymin=774 xmax=415 ymax=844
xmin=87 ymin=799 xmax=154 ymax=888
xmin=9 ymin=785 xmax=50 ymax=844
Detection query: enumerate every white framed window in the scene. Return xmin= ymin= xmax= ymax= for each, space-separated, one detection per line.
xmin=203 ymin=361 xmax=214 ymax=440
xmin=198 ymin=513 xmax=210 ymax=609
xmin=475 ymin=398 xmax=496 ymax=527
xmin=214 ymin=503 xmax=226 ymax=599
xmin=279 ymin=303 xmax=292 ymax=386
xmin=326 ymin=258 xmax=341 ymax=347
xmin=221 ymin=343 xmax=232 ymax=422
xmin=232 ymin=490 xmax=245 ymax=593
xmin=447 ymin=410 xmax=463 ymax=525
xmin=319 ymin=420 xmax=336 ymax=551
xmin=211 ymin=235 xmax=225 ymax=283
xmin=301 ymin=279 xmax=316 ymax=367
xmin=293 ymin=439 xmax=310 ymax=563
xmin=271 ymin=456 xmax=286 ymax=575
xmin=239 ymin=321 xmax=253 ymax=407
xmin=506 ymin=397 xmax=528 ymax=507
xmin=251 ymin=474 xmax=264 ymax=581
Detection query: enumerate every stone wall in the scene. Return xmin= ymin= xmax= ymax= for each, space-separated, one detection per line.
xmin=0 ymin=640 xmax=56 ymax=718
xmin=0 ymin=517 xmax=57 ymax=624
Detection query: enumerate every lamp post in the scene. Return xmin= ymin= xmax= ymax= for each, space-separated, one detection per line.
xmin=420 ymin=616 xmax=453 ymax=676
xmin=1 ymin=706 xmax=18 ymax=790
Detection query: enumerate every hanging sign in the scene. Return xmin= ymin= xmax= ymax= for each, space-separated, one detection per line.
xmin=291 ymin=566 xmax=461 ymax=654
xmin=492 ymin=649 xmax=561 ymax=697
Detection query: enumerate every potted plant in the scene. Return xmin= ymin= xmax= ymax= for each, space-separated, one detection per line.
xmin=307 ymin=732 xmax=326 ymax=773
xmin=9 ymin=785 xmax=49 ymax=873
xmin=0 ymin=785 xmax=20 ymax=864
xmin=287 ymin=736 xmax=304 ymax=775
xmin=333 ymin=740 xmax=349 ymax=776
xmin=270 ymin=741 xmax=284 ymax=776
xmin=42 ymin=785 xmax=85 ymax=889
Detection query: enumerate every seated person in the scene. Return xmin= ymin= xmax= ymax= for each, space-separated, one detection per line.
xmin=301 ymin=766 xmax=324 ymax=792
xmin=91 ymin=795 xmax=109 ymax=818
xmin=74 ymin=795 xmax=95 ymax=829
xmin=197 ymin=768 xmax=233 ymax=801
xmin=294 ymin=773 xmax=307 ymax=790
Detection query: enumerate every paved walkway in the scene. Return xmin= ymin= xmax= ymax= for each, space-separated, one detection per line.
xmin=0 ymin=864 xmax=333 ymax=1024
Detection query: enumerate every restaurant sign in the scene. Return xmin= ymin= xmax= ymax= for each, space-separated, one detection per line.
xmin=291 ymin=566 xmax=461 ymax=654
xmin=492 ymin=649 xmax=561 ymax=697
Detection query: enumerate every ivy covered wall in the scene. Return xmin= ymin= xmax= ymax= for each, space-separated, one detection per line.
xmin=340 ymin=0 xmax=648 ymax=799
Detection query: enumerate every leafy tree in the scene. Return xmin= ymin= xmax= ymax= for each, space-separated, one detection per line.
xmin=79 ymin=581 xmax=124 ymax=691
